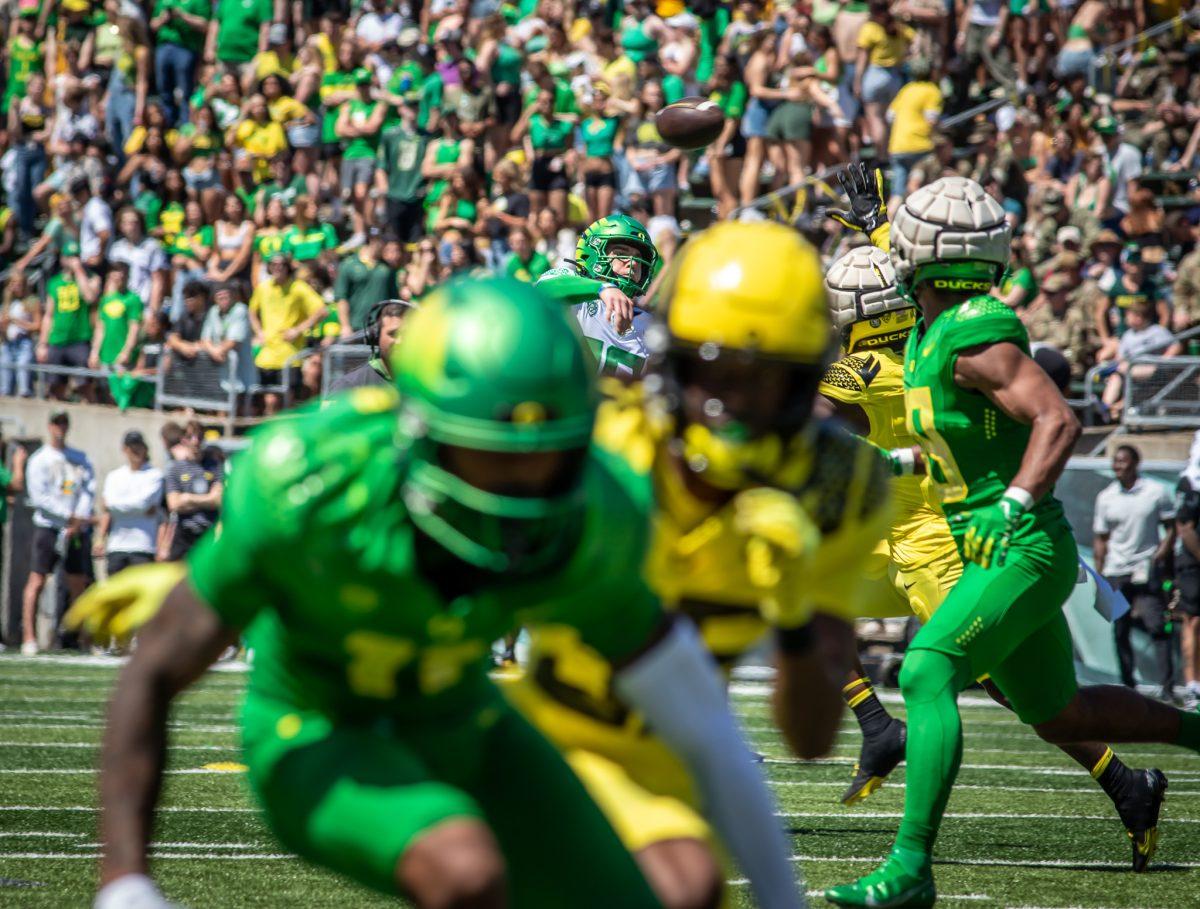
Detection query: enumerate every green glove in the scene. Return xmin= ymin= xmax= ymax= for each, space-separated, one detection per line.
xmin=827 ymin=162 xmax=888 ymax=236
xmin=955 ymin=493 xmax=1030 ymax=569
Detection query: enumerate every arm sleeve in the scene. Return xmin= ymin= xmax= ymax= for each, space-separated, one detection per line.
xmin=535 ymin=269 xmax=606 ymax=306
xmin=612 ymin=618 xmax=804 ymax=909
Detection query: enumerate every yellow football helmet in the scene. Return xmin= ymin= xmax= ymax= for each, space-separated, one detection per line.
xmin=648 ymin=221 xmax=833 ymax=490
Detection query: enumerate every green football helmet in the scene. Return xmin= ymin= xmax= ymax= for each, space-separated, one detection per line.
xmin=575 ymin=214 xmax=660 ymax=298
xmin=392 ymin=276 xmax=597 ymax=573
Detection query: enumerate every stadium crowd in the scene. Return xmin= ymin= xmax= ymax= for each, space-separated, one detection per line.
xmin=0 ymin=0 xmax=1195 ymax=416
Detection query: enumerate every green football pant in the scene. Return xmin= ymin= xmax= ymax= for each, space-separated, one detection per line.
xmin=894 ymin=524 xmax=1079 ymax=858
xmin=241 ymin=687 xmax=664 ymax=907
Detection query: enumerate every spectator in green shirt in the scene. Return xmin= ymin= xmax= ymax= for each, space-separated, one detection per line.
xmin=504 ymin=227 xmax=551 ymax=283
xmin=376 ymin=101 xmax=428 ymax=244
xmin=336 ymin=69 xmax=387 ymax=251
xmin=333 ymin=230 xmax=397 ymax=337
xmin=512 ymin=88 xmax=577 ymax=228
xmin=89 ymin=263 xmax=143 ymax=373
xmin=151 ymin=0 xmax=211 ymax=126
xmin=281 ymin=196 xmax=338 ymax=264
xmin=37 ymin=257 xmax=101 ymax=401
xmin=206 ymin=0 xmax=272 ymax=73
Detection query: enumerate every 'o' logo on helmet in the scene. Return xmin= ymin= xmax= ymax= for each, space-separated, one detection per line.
xmin=511 ymin=401 xmax=548 ymax=424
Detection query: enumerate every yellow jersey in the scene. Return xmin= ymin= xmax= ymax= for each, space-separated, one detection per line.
xmin=819 ymin=346 xmax=955 ymax=573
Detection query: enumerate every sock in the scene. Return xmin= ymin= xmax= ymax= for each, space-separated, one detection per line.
xmin=1176 ymin=709 xmax=1200 ymax=752
xmin=893 ymin=649 xmax=965 ymax=859
xmin=844 ymin=677 xmax=896 ymax=739
xmin=1090 ymin=747 xmax=1133 ymax=800
xmin=887 ymin=845 xmax=932 ymax=877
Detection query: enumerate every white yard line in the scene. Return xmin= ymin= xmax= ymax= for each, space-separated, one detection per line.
xmin=0 ymin=742 xmax=235 ymax=751
xmin=0 ymin=832 xmax=85 ymax=838
xmin=0 ymin=805 xmax=255 ymax=813
xmin=0 ymin=853 xmax=291 ymax=860
xmin=777 ymin=810 xmax=1200 ymax=824
xmin=759 ymin=756 xmax=1200 ymax=779
xmin=769 ymin=780 xmax=1200 ymax=795
xmin=782 ymin=854 xmax=1200 ymax=870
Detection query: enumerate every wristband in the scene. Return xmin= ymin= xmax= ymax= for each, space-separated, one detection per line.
xmin=1002 ymin=486 xmax=1035 ymax=512
xmin=95 ymin=874 xmax=163 ymax=909
xmin=888 ymin=446 xmax=916 ymax=476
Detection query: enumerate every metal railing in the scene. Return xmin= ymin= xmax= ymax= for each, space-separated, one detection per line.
xmin=155 ymin=349 xmax=243 ymax=418
xmin=1123 ymin=355 xmax=1200 ymax=428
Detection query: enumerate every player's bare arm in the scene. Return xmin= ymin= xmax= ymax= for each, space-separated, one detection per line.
xmin=954 ymin=341 xmax=1081 ymax=501
xmin=99 ymin=580 xmax=237 ymax=891
xmin=774 ymin=614 xmax=858 ymax=759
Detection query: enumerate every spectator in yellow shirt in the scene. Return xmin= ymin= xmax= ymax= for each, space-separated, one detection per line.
xmin=247 ymin=254 xmax=328 ymax=414
xmin=232 ymin=94 xmax=288 ymax=187
xmin=886 ymin=57 xmax=943 ymax=206
xmin=854 ymin=0 xmax=913 ymax=150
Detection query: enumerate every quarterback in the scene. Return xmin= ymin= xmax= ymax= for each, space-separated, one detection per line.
xmin=535 ymin=214 xmax=659 ymax=377
xmin=820 ymin=242 xmax=1168 ymax=871
xmin=69 ymin=278 xmax=800 ymax=909
xmin=826 ymin=176 xmax=1200 ymax=908
xmin=506 ymin=221 xmax=892 ymax=908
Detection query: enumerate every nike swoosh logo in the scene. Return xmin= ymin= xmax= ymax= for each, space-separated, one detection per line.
xmin=856 ymin=355 xmax=882 ymax=387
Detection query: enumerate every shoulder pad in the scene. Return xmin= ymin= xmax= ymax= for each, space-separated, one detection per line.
xmin=944 ymin=295 xmax=1029 ymax=354
xmin=794 ymin=420 xmax=890 ymax=535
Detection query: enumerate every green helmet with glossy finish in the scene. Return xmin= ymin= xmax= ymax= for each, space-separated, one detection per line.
xmin=575 ymin=214 xmax=660 ymax=297
xmin=392 ymin=276 xmax=597 ymax=573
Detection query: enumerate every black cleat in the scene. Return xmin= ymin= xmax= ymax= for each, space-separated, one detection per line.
xmin=841 ymin=719 xmax=906 ymax=806
xmin=1113 ymin=768 xmax=1168 ymax=873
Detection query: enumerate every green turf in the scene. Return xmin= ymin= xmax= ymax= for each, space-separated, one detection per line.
xmin=0 ymin=657 xmax=1197 ymax=908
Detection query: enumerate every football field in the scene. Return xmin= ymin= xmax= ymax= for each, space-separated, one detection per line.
xmin=1 ymin=656 xmax=1198 ymax=908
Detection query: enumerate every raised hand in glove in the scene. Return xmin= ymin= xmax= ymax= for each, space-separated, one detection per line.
xmin=733 ymin=487 xmax=822 ymax=629
xmin=954 ymin=494 xmax=1029 ymax=570
xmin=827 ymin=162 xmax=888 ymax=236
xmin=64 ymin=561 xmax=187 ymax=643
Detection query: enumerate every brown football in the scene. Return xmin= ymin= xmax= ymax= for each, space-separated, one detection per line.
xmin=655 ymin=97 xmax=725 ymax=150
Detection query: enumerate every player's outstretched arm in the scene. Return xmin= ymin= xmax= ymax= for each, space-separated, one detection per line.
xmin=955 ymin=342 xmax=1081 ymax=502
xmin=613 ymin=616 xmax=805 ymax=909
xmin=96 ymin=580 xmax=238 ymax=909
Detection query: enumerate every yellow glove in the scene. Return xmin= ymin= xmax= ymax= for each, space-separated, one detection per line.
xmin=64 ymin=561 xmax=187 ymax=643
xmin=733 ymin=487 xmax=821 ymax=629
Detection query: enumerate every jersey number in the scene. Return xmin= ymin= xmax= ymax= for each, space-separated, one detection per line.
xmin=344 ymin=631 xmax=486 ymax=698
xmin=905 ymin=386 xmax=968 ymax=504
xmin=585 ymin=337 xmax=645 ymax=377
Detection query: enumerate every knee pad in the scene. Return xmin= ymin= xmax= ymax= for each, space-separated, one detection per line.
xmin=899 ymin=649 xmax=962 ymax=707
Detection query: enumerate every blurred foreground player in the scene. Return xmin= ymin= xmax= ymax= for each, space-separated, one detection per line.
xmin=70 ymin=278 xmax=796 ymax=909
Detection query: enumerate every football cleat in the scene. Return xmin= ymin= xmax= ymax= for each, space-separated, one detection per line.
xmin=1114 ymin=768 xmax=1168 ymax=873
xmin=842 ymin=719 xmax=907 ymax=806
xmin=825 ymin=852 xmax=936 ymax=908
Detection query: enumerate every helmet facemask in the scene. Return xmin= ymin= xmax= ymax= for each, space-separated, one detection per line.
xmin=653 ymin=339 xmax=825 ymax=490
xmin=592 ymin=239 xmax=657 ymax=298
xmin=400 ymin=403 xmax=592 ymax=574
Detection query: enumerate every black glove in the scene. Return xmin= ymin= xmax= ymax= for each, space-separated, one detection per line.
xmin=827 ymin=162 xmax=888 ymax=235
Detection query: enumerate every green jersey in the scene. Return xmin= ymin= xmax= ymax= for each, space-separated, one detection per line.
xmin=97 ymin=291 xmax=143 ymax=365
xmin=903 ymin=295 xmax=1066 ymax=531
xmin=343 ymin=99 xmax=383 ymax=160
xmin=4 ymin=35 xmax=42 ymax=113
xmin=281 ymin=223 xmax=338 ymax=262
xmin=214 ymin=0 xmax=271 ymax=64
xmin=153 ymin=0 xmax=211 ymax=52
xmin=188 ymin=388 xmax=661 ymax=721
xmin=333 ymin=252 xmax=396 ymax=331
xmin=377 ymin=125 xmax=426 ymax=202
xmin=45 ymin=274 xmax=92 ymax=346
xmin=581 ymin=116 xmax=619 ymax=157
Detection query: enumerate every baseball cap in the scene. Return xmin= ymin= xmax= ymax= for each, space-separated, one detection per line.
xmin=1093 ymin=228 xmax=1122 ymax=247
xmin=49 ymin=409 xmax=70 ymax=426
xmin=123 ymin=430 xmax=148 ymax=449
xmin=397 ymin=27 xmax=421 ymax=48
xmin=1056 ymin=225 xmax=1082 ymax=246
xmin=1093 ymin=116 xmax=1119 ymax=136
xmin=1042 ymin=273 xmax=1072 ymax=294
xmin=1041 ymin=189 xmax=1065 ymax=212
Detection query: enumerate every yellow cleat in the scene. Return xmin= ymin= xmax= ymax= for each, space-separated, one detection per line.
xmin=841 ymin=719 xmax=906 ymax=807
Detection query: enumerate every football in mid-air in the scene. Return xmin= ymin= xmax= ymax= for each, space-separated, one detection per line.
xmin=655 ymin=98 xmax=724 ymax=150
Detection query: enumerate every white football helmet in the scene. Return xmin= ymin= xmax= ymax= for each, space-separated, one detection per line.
xmin=826 ymin=246 xmax=916 ymax=352
xmin=890 ymin=176 xmax=1011 ymax=296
